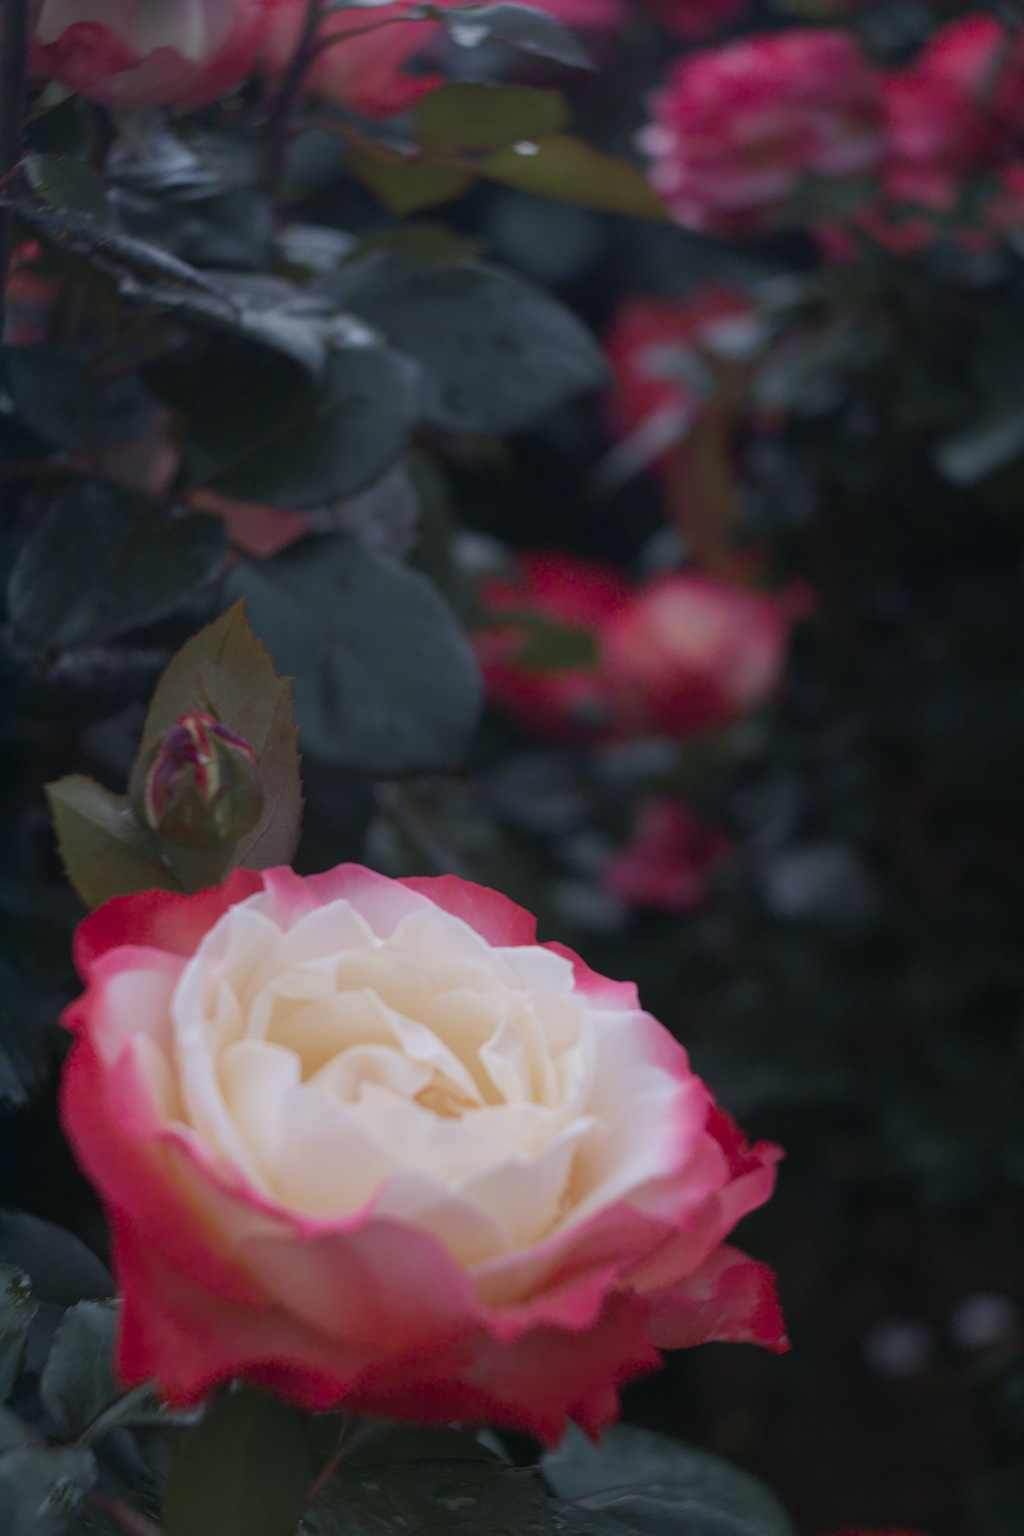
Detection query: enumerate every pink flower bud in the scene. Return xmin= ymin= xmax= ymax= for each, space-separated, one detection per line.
xmin=135 ymin=711 xmax=263 ymax=851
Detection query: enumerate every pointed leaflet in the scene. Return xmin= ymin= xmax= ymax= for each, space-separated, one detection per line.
xmin=138 ymin=603 xmax=302 ymax=870
xmin=46 ymin=777 xmax=179 ymax=910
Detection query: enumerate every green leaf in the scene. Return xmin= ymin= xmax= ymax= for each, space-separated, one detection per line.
xmin=306 ymin=1458 xmax=547 ymax=1536
xmin=318 ymin=254 xmax=607 ymax=433
xmin=23 ymin=156 xmax=110 ymax=223
xmin=205 ymin=342 xmax=419 ymax=509
xmin=542 ymin=1427 xmax=794 ymax=1536
xmin=0 ymin=1407 xmax=34 ymax=1453
xmin=137 ymin=602 xmax=303 ymax=871
xmin=0 ymin=1447 xmax=97 ymax=1536
xmin=25 ymin=98 xmax=95 ymax=160
xmin=0 ymin=1216 xmax=112 ymax=1309
xmin=45 ymin=776 xmax=178 ymax=909
xmin=40 ymin=1303 xmax=119 ymax=1440
xmin=346 ymin=147 xmax=475 ymax=216
xmin=226 ymin=535 xmax=482 ymax=773
xmin=8 ymin=484 xmax=226 ymax=655
xmin=9 ymin=197 xmax=240 ymax=323
xmin=508 ymin=615 xmax=599 ymax=670
xmin=414 ymin=84 xmax=568 ymax=151
xmin=480 ymin=136 xmax=669 ymax=220
xmin=152 ymin=333 xmax=317 ymax=487
xmin=0 ymin=1267 xmax=36 ymax=1403
xmin=2 ymin=346 xmax=157 ymax=452
xmin=345 ymin=1427 xmax=504 ymax=1467
xmin=162 ymin=1388 xmax=312 ymax=1536
xmin=437 ymin=3 xmax=592 ymax=67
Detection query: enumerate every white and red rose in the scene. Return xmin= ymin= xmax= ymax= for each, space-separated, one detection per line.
xmin=61 ymin=864 xmax=786 ymax=1441
xmin=600 ymin=573 xmax=810 ymax=741
xmin=639 ymin=29 xmax=883 ymax=237
xmin=30 ymin=0 xmax=275 ymax=111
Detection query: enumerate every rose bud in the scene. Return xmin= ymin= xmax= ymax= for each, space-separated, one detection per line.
xmin=134 ymin=711 xmax=263 ymax=851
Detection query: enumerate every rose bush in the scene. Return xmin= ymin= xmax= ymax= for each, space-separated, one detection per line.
xmin=601 ymin=574 xmax=809 ymax=739
xmin=30 ymin=0 xmax=273 ymax=110
xmin=639 ymin=29 xmax=883 ymax=236
xmin=61 ymin=864 xmax=785 ymax=1441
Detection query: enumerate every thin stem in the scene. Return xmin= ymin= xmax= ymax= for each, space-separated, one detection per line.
xmin=374 ymin=782 xmax=471 ymax=877
xmin=265 ymin=0 xmax=326 ymax=200
xmin=0 ymin=0 xmax=29 ymax=340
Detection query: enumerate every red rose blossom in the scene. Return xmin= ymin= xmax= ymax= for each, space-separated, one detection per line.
xmin=639 ymin=29 xmax=883 ymax=237
xmin=601 ymin=573 xmax=810 ymax=739
xmin=60 ymin=865 xmax=786 ymax=1441
xmin=880 ymin=15 xmax=1024 ymax=213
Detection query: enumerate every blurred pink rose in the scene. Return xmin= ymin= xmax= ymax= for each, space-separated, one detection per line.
xmin=639 ymin=29 xmax=883 ymax=236
xmin=604 ymin=288 xmax=757 ymax=473
xmin=601 ymin=573 xmax=811 ymax=739
xmin=475 ymin=551 xmax=629 ymax=744
xmin=603 ymin=798 xmax=731 ymax=912
xmin=881 ymin=15 xmax=1024 ymax=212
xmin=30 ymin=0 xmax=274 ymax=110
xmin=62 ymin=865 xmax=786 ymax=1440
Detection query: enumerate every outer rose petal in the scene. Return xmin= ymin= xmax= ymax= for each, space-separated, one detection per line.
xmin=644 ymin=1244 xmax=788 ymax=1351
xmin=74 ymin=867 xmax=264 ymax=975
xmin=400 ymin=875 xmax=539 ymax=947
xmin=30 ymin=0 xmax=269 ymax=110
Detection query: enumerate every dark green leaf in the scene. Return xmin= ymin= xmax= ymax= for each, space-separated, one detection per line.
xmin=113 ymin=185 xmax=272 ymax=272
xmin=542 ymin=1428 xmax=794 ymax=1536
xmin=24 ymin=156 xmax=109 ymax=223
xmin=354 ymin=222 xmax=481 ymax=264
xmin=0 ymin=1446 xmax=96 ymax=1536
xmin=317 ymin=254 xmax=607 ymax=433
xmin=162 ymin=1389 xmax=311 ymax=1536
xmin=226 ymin=535 xmax=482 ymax=773
xmin=9 ymin=198 xmax=240 ymax=322
xmin=206 ymin=343 xmax=419 ymax=508
xmin=345 ymin=1427 xmax=504 ymax=1467
xmin=0 ymin=1407 xmax=33 ymax=1453
xmin=8 ymin=484 xmax=226 ymax=653
xmin=40 ymin=1303 xmax=119 ymax=1440
xmin=154 ymin=334 xmax=317 ymax=486
xmin=0 ymin=1216 xmax=112 ymax=1308
xmin=306 ymin=1458 xmax=547 ymax=1536
xmin=25 ymin=99 xmax=95 ymax=160
xmin=346 ymin=147 xmax=475 ymax=217
xmin=0 ymin=1267 xmax=36 ymax=1402
xmin=509 ymin=615 xmax=599 ymax=670
xmin=438 ymin=3 xmax=592 ymax=67
xmin=480 ymin=136 xmax=669 ymax=221
xmin=414 ymin=84 xmax=568 ymax=151
xmin=45 ymin=777 xmax=178 ymax=910
xmin=2 ymin=346 xmax=157 ymax=452
xmin=137 ymin=602 xmax=303 ymax=871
